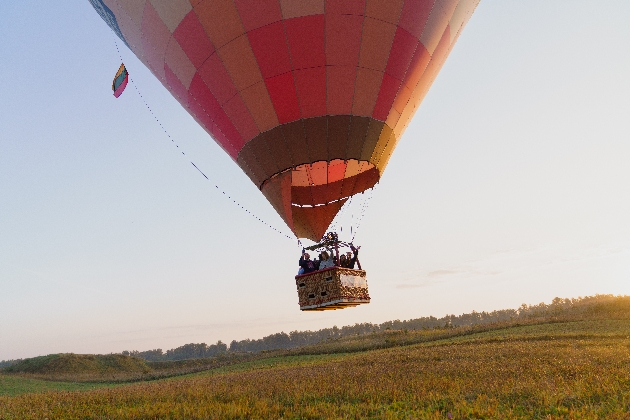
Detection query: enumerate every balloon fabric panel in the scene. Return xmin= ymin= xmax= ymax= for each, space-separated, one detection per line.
xmin=248 ymin=22 xmax=292 ymax=79
xmin=239 ymin=81 xmax=278 ymax=133
xmin=164 ymin=64 xmax=189 ymax=104
xmin=327 ymin=66 xmax=357 ymax=116
xmin=164 ymin=39 xmax=196 ymax=91
xmin=285 ymin=15 xmax=325 ymax=71
xmin=280 ymin=121 xmax=310 ymax=165
xmin=234 ymin=0 xmax=283 ymax=32
xmin=352 ymin=68 xmax=384 ymax=117
xmin=326 ymin=0 xmax=366 ymax=15
xmin=148 ymin=0 xmax=191 ymax=33
xmin=140 ymin=3 xmax=171 ymax=81
xmin=216 ymin=37 xmax=262 ymax=92
xmin=90 ymin=0 xmax=480 ymax=241
xmin=359 ymin=18 xmax=398 ymax=73
xmin=327 ymin=115 xmax=352 ymax=159
xmin=196 ymin=54 xmax=238 ymax=107
xmin=265 ymin=73 xmax=301 ymax=124
xmin=280 ymin=0 xmax=325 ymax=19
xmin=399 ymin=0 xmax=435 ymax=38
xmin=346 ymin=117 xmax=372 ymax=158
xmin=293 ymin=67 xmax=327 ymax=118
xmin=325 ymin=13 xmax=363 ymax=67
xmin=259 ymin=130 xmax=293 ymax=176
xmin=366 ymin=0 xmax=404 ymax=24
xmin=223 ymin=95 xmax=259 ymax=141
xmin=172 ymin=12 xmax=215 ymax=68
xmin=195 ymin=0 xmax=244 ymax=49
xmin=386 ymin=28 xmax=420 ymax=83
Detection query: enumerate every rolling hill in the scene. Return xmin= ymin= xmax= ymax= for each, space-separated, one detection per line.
xmin=1 ymin=295 xmax=629 ymax=418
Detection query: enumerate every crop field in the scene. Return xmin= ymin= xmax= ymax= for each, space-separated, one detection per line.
xmin=2 ymin=318 xmax=630 ymax=419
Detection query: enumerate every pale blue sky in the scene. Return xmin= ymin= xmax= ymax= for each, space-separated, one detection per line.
xmin=1 ymin=1 xmax=629 ymax=360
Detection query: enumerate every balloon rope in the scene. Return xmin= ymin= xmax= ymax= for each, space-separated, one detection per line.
xmin=351 ymin=186 xmax=376 ymax=243
xmin=328 ymin=195 xmax=352 ymax=235
xmin=110 ymin=35 xmax=296 ymax=242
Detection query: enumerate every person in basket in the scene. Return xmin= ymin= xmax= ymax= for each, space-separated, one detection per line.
xmin=318 ymin=250 xmax=334 ymax=270
xmin=344 ymin=245 xmax=360 ymax=269
xmin=298 ymin=249 xmax=319 ymax=275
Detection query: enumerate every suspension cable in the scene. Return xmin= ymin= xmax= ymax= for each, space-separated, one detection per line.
xmin=111 ymin=35 xmax=295 ymax=242
xmin=351 ymin=186 xmax=376 ymax=243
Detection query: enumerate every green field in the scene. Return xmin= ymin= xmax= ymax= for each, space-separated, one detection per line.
xmin=2 ymin=298 xmax=630 ymax=419
xmin=0 ymin=375 xmax=117 ymax=396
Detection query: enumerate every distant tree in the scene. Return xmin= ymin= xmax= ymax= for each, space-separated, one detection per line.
xmin=122 ymin=295 xmax=628 ymax=361
xmin=0 ymin=359 xmax=22 ymax=369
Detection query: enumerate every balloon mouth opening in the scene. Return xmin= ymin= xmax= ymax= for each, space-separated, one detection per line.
xmin=291 ymin=159 xmax=374 ymax=187
xmin=261 ymin=159 xmax=380 ymax=240
xmin=263 ymin=159 xmax=378 ymax=208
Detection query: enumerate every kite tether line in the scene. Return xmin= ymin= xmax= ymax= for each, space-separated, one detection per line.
xmin=110 ymin=35 xmax=296 ymax=242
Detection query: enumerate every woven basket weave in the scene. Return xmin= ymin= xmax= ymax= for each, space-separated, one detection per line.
xmin=295 ymin=267 xmax=370 ymax=311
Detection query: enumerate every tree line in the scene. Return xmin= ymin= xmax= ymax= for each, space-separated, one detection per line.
xmin=121 ymin=341 xmax=229 ymax=362
xmin=0 ymin=359 xmax=21 ymax=369
xmin=1 ymin=295 xmax=624 ymax=366
xmin=117 ymin=295 xmax=622 ymax=361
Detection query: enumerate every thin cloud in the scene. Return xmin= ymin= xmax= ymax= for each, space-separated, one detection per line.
xmin=427 ymin=270 xmax=460 ymax=278
xmin=396 ymin=284 xmax=425 ymax=289
xmin=396 ymin=268 xmax=502 ymax=289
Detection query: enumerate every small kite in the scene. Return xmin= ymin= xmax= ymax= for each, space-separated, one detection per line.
xmin=112 ymin=63 xmax=128 ymax=98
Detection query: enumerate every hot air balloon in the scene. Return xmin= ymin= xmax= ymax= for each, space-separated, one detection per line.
xmin=295 ymin=232 xmax=370 ymax=311
xmin=89 ymin=0 xmax=480 ymax=244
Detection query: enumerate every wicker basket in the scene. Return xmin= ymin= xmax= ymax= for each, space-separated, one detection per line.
xmin=295 ymin=267 xmax=370 ymax=311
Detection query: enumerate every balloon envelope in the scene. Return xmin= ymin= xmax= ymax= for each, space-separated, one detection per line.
xmin=90 ymin=0 xmax=479 ymax=240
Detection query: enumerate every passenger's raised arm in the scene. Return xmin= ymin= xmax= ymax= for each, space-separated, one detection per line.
xmin=298 ymin=251 xmax=317 ymax=274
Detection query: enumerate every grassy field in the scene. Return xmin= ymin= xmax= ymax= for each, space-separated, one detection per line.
xmin=2 ymin=297 xmax=630 ymax=418
xmin=2 ymin=319 xmax=630 ymax=418
xmin=0 ymin=375 xmax=117 ymax=397
xmin=1 ymin=352 xmax=261 ymax=384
